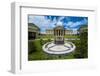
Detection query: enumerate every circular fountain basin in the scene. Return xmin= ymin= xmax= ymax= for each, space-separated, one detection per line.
xmin=42 ymin=41 xmax=76 ymax=55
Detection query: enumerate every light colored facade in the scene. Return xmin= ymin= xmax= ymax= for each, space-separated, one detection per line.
xmin=28 ymin=23 xmax=40 ymax=40
xmin=46 ymin=28 xmax=78 ymax=35
xmin=54 ymin=26 xmax=65 ymax=44
xmin=65 ymin=30 xmax=73 ymax=35
xmin=46 ymin=29 xmax=54 ymax=34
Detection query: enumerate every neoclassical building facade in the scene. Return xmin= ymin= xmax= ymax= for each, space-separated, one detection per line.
xmin=46 ymin=27 xmax=77 ymax=35
xmin=54 ymin=26 xmax=65 ymax=44
xmin=28 ymin=23 xmax=40 ymax=40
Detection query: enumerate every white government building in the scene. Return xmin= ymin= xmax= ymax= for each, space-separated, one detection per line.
xmin=46 ymin=28 xmax=78 ymax=35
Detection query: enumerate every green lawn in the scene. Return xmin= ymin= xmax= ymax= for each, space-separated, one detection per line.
xmin=28 ymin=34 xmax=88 ymax=61
xmin=64 ymin=35 xmax=80 ymax=39
xmin=28 ymin=39 xmax=76 ymax=61
xmin=39 ymin=34 xmax=79 ymax=39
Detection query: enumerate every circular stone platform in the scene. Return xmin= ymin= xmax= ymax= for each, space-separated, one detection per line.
xmin=42 ymin=41 xmax=76 ymax=55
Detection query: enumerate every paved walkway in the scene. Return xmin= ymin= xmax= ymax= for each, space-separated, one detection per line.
xmin=42 ymin=42 xmax=76 ymax=55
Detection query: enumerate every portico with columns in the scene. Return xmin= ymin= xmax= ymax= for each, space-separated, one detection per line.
xmin=54 ymin=26 xmax=65 ymax=44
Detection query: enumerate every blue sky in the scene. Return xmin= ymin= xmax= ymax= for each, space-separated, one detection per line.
xmin=28 ymin=15 xmax=88 ymax=33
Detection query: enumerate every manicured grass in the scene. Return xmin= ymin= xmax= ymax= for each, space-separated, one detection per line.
xmin=28 ymin=39 xmax=76 ymax=61
xmin=39 ymin=34 xmax=79 ymax=39
xmin=28 ymin=39 xmax=48 ymax=60
xmin=64 ymin=35 xmax=80 ymax=39
xmin=28 ymin=33 xmax=88 ymax=61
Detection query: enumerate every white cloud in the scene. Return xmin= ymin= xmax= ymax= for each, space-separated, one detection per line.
xmin=66 ymin=18 xmax=87 ymax=28
xmin=70 ymin=22 xmax=81 ymax=27
xmin=58 ymin=16 xmax=65 ymax=21
xmin=29 ymin=16 xmax=58 ymax=33
xmin=28 ymin=16 xmax=88 ymax=33
xmin=56 ymin=21 xmax=63 ymax=26
xmin=29 ymin=16 xmax=51 ymax=32
xmin=67 ymin=22 xmax=73 ymax=26
xmin=56 ymin=16 xmax=65 ymax=26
